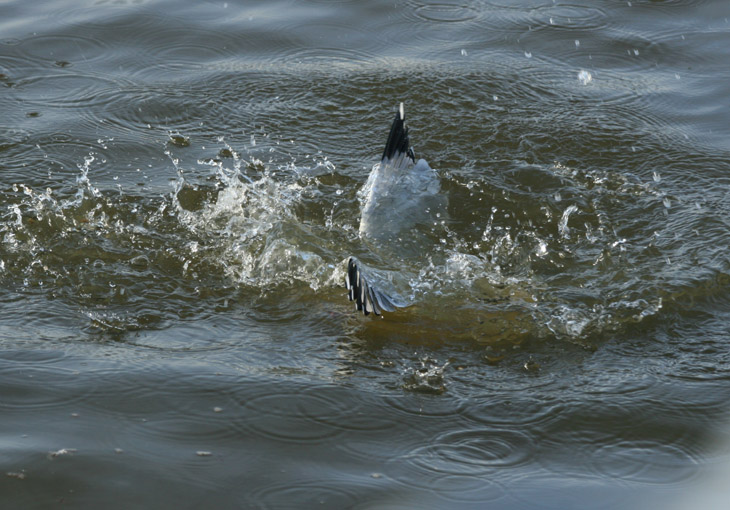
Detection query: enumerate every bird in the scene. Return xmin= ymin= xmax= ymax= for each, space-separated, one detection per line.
xmin=345 ymin=103 xmax=445 ymax=316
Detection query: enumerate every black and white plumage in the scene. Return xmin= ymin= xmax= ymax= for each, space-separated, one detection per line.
xmin=345 ymin=257 xmax=397 ymax=316
xmin=345 ymin=103 xmax=443 ymax=316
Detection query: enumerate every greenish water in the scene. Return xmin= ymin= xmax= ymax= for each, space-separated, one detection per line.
xmin=2 ymin=0 xmax=730 ymax=508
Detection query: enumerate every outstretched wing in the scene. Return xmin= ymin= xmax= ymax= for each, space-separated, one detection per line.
xmin=345 ymin=257 xmax=401 ymax=316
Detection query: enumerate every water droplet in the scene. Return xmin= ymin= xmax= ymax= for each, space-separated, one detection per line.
xmin=460 ymin=49 xmax=468 ymax=56
xmin=492 ymin=95 xmax=498 ymax=101
xmin=575 ymin=40 xmax=580 ymax=48
xmin=578 ymin=70 xmax=592 ymax=85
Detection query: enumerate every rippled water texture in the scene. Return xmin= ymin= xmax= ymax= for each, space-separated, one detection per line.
xmin=2 ymin=0 xmax=730 ymax=508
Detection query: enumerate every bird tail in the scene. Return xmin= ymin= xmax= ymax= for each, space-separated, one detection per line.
xmin=380 ymin=102 xmax=415 ymax=167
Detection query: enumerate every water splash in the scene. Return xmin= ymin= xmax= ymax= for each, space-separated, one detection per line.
xmin=558 ymin=205 xmax=578 ymax=239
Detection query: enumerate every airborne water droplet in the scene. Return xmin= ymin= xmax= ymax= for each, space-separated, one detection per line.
xmin=578 ymin=70 xmax=592 ymax=85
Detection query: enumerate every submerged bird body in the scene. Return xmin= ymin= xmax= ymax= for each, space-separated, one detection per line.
xmin=346 ymin=104 xmax=444 ymax=316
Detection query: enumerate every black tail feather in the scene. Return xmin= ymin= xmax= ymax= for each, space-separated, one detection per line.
xmin=381 ymin=103 xmax=415 ymax=164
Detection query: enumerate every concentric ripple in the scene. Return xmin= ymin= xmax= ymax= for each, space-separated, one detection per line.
xmin=249 ymin=479 xmax=361 ymax=510
xmin=406 ymin=428 xmax=535 ymax=473
xmin=530 ymin=4 xmax=610 ymax=31
xmin=239 ymin=383 xmax=358 ymax=442
xmin=412 ymin=2 xmax=479 ymax=23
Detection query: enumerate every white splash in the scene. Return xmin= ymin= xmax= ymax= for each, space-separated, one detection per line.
xmin=558 ymin=205 xmax=578 ymax=239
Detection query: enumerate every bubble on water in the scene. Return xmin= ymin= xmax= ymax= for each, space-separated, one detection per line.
xmin=48 ymin=448 xmax=76 ymax=459
xmin=578 ymin=70 xmax=592 ymax=85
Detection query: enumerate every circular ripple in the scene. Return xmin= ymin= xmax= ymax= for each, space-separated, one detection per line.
xmin=383 ymin=393 xmax=468 ymax=418
xmin=591 ymin=440 xmax=699 ymax=484
xmin=0 ymin=127 xmax=31 ymax=151
xmin=479 ymin=0 xmax=551 ymax=32
xmin=461 ymin=394 xmax=565 ymax=428
xmin=95 ymin=86 xmax=208 ymax=132
xmin=0 ymin=365 xmax=92 ymax=411
xmin=299 ymin=386 xmax=397 ymax=432
xmin=413 ymin=2 xmax=479 ymax=23
xmin=126 ymin=26 xmax=238 ymax=79
xmin=240 ymin=383 xmax=353 ymax=442
xmin=141 ymin=412 xmax=239 ymax=444
xmin=17 ymin=73 xmax=127 ymax=109
xmin=407 ymin=428 xmax=535 ymax=475
xmin=251 ymin=479 xmax=360 ymax=510
xmin=530 ymin=4 xmax=609 ymax=31
xmin=15 ymin=34 xmax=111 ymax=66
xmin=273 ymin=22 xmax=384 ymax=70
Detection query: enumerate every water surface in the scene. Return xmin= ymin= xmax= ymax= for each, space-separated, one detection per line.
xmin=2 ymin=0 xmax=730 ymax=508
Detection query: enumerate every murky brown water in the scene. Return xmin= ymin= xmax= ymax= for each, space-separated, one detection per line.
xmin=2 ymin=0 xmax=730 ymax=507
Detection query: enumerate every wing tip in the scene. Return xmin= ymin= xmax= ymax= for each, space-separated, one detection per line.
xmin=345 ymin=257 xmax=399 ymax=317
